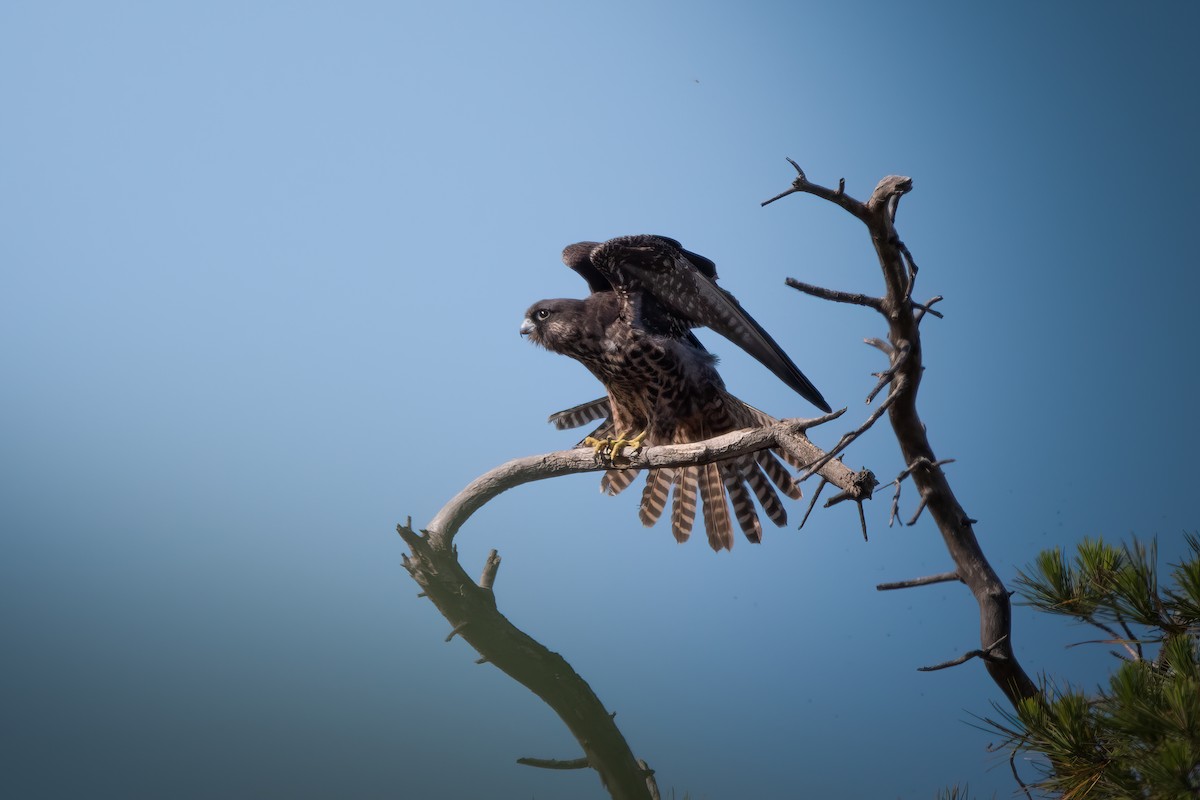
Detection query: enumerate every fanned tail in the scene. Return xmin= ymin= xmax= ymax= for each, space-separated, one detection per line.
xmin=552 ymin=392 xmax=806 ymax=549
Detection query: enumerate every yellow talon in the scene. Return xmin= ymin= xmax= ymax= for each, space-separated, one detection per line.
xmin=583 ymin=435 xmax=610 ymax=456
xmin=623 ymin=430 xmax=648 ymax=454
xmin=583 ymin=431 xmax=648 ymax=459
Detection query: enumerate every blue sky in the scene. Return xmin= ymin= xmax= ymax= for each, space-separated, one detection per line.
xmin=2 ymin=2 xmax=1197 ymax=798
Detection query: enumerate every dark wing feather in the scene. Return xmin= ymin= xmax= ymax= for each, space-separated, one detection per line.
xmin=562 ymin=241 xmax=610 ymax=293
xmin=591 ymin=235 xmax=831 ymax=412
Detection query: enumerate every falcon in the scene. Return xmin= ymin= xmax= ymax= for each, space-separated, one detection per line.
xmin=520 ymin=235 xmax=830 ymax=551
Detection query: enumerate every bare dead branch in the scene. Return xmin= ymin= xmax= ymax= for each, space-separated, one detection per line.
xmin=877 ymin=572 xmax=962 ymax=591
xmin=867 ymin=340 xmax=910 ymax=404
xmin=919 ymin=635 xmax=1010 ymax=672
xmin=913 ymin=295 xmax=945 ymax=324
xmin=889 ymin=456 xmax=956 ymax=526
xmin=770 ymin=162 xmax=1040 ymax=707
xmin=824 ymin=468 xmax=877 ymax=508
xmin=400 ymin=519 xmax=652 ymax=799
xmin=897 ymin=456 xmax=957 ymax=484
xmin=426 ymin=414 xmax=856 ymax=549
xmin=906 ymin=496 xmax=930 ymax=526
xmin=864 ymin=337 xmax=893 ymax=355
xmin=898 ymin=238 xmax=919 ymax=294
xmin=517 ymin=756 xmax=591 ymax=770
xmin=799 ymin=373 xmax=907 ymax=481
xmin=761 ymin=158 xmax=872 ymax=224
xmin=400 ymin=406 xmax=876 ymax=799
xmin=785 ymin=277 xmax=883 ymax=311
xmin=799 ymin=477 xmax=828 ymax=529
xmin=479 ymin=549 xmax=501 ymax=590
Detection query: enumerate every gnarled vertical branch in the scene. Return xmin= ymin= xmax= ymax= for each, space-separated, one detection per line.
xmin=765 ymin=160 xmax=1039 ymax=706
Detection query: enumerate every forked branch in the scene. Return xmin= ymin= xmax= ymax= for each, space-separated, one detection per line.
xmin=766 ymin=161 xmax=1040 ymax=707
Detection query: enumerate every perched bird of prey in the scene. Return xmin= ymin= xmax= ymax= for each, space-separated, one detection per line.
xmin=520 ymin=234 xmax=830 ymax=551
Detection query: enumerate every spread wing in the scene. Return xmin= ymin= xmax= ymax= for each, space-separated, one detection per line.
xmin=563 ymin=234 xmax=831 ymax=412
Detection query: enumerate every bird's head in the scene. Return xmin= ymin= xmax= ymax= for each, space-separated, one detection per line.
xmin=520 ymin=298 xmax=587 ymax=352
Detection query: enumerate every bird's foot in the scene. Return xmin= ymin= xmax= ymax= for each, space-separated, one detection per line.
xmin=621 ymin=430 xmax=648 ymax=455
xmin=583 ymin=431 xmax=647 ymax=460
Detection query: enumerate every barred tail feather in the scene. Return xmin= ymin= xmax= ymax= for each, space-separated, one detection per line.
xmin=699 ymin=462 xmax=734 ymax=551
xmin=721 ymin=460 xmax=763 ymax=544
xmin=601 ymin=468 xmax=638 ymax=496
xmin=746 ymin=462 xmax=788 ymax=527
xmin=639 ymin=468 xmax=675 ymax=527
xmin=671 ymin=467 xmax=697 ymax=543
xmin=756 ymin=450 xmax=802 ymax=500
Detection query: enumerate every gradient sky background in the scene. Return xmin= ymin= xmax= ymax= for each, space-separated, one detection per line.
xmin=3 ymin=2 xmax=1197 ymax=798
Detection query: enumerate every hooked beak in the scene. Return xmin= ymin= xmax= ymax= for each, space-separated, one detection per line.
xmin=519 ymin=317 xmax=535 ymax=336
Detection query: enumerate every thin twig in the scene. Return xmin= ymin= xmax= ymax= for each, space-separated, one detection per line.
xmin=516 ymin=756 xmax=590 ymax=770
xmin=912 ymin=295 xmax=945 ymax=324
xmin=866 ymin=340 xmax=911 ymax=404
xmin=918 ymin=635 xmax=1009 ymax=672
xmin=1082 ymin=617 xmax=1141 ymax=661
xmin=800 ymin=374 xmax=907 ymax=481
xmin=877 ymin=571 xmax=961 ymax=591
xmin=799 ymin=477 xmax=828 ymax=529
xmin=906 ymin=496 xmax=930 ymax=526
xmin=889 ymin=456 xmax=955 ymax=526
xmin=785 ymin=278 xmax=884 ymax=311
xmin=898 ymin=238 xmax=919 ymax=299
xmin=1113 ymin=610 xmax=1143 ymax=661
xmin=761 ymin=157 xmax=871 ymax=223
xmin=1010 ymin=750 xmax=1034 ymax=800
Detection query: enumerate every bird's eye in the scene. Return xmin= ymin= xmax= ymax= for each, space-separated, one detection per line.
xmin=535 ymin=309 xmax=551 ymax=320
